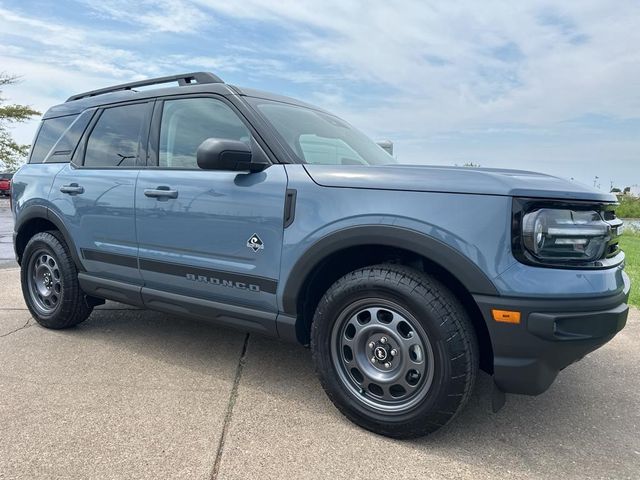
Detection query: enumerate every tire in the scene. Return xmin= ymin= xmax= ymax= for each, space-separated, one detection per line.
xmin=311 ymin=264 xmax=478 ymax=439
xmin=20 ymin=231 xmax=93 ymax=329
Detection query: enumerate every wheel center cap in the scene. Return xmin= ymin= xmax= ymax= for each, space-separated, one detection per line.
xmin=374 ymin=346 xmax=388 ymax=361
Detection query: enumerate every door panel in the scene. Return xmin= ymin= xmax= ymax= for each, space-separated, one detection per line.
xmin=136 ymin=95 xmax=288 ymax=312
xmin=49 ymin=164 xmax=140 ymax=282
xmin=135 ymin=166 xmax=288 ymax=312
xmin=48 ymin=101 xmax=151 ymax=283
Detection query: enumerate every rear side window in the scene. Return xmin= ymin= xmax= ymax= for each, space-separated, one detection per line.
xmin=84 ymin=103 xmax=147 ymax=168
xmin=29 ymin=115 xmax=77 ymax=163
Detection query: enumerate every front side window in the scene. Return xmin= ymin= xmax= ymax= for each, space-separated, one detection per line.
xmin=247 ymin=98 xmax=395 ymax=166
xmin=159 ymin=97 xmax=250 ymax=168
xmin=84 ymin=103 xmax=147 ymax=167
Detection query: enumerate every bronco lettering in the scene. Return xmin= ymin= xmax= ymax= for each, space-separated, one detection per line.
xmin=186 ymin=273 xmax=260 ymax=292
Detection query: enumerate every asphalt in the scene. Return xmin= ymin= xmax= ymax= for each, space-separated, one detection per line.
xmin=0 ymin=197 xmax=639 ymax=479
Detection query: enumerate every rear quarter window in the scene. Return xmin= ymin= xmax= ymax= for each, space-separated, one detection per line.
xmin=29 ymin=115 xmax=78 ymax=163
xmin=46 ymin=111 xmax=94 ymax=163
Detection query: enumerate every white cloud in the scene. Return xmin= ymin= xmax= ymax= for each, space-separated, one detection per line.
xmin=189 ymin=0 xmax=640 ymax=129
xmin=83 ymin=0 xmax=208 ymax=33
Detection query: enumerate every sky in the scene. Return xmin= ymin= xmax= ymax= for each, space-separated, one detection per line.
xmin=1 ymin=0 xmax=639 ymax=190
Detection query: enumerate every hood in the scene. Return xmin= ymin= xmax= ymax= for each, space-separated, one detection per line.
xmin=303 ymin=164 xmax=616 ymax=202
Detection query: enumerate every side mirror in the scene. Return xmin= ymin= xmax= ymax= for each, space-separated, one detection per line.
xmin=196 ymin=138 xmax=268 ymax=172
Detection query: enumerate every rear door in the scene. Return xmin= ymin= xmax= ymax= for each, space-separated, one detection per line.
xmin=135 ymin=95 xmax=288 ymax=322
xmin=49 ymin=101 xmax=152 ymax=283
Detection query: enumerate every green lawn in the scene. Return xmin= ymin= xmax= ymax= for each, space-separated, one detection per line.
xmin=616 ymin=196 xmax=640 ymax=218
xmin=620 ymin=232 xmax=639 ymax=307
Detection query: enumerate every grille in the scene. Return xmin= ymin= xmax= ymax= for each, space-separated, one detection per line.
xmin=603 ymin=206 xmax=623 ymax=259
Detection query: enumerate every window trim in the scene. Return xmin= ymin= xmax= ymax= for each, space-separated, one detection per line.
xmin=72 ymin=100 xmax=153 ymax=170
xmin=146 ymin=93 xmax=275 ymax=170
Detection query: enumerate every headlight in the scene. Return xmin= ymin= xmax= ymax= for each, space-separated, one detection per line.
xmin=521 ymin=208 xmax=611 ymax=263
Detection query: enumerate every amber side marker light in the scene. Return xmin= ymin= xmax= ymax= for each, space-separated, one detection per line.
xmin=492 ymin=309 xmax=521 ymax=324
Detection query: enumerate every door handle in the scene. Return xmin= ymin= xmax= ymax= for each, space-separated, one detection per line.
xmin=144 ymin=187 xmax=178 ymax=199
xmin=60 ymin=183 xmax=84 ymax=195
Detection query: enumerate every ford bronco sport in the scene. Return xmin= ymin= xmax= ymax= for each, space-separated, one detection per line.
xmin=11 ymin=72 xmax=630 ymax=438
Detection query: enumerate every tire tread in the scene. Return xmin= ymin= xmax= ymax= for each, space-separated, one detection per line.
xmin=20 ymin=231 xmax=92 ymax=329
xmin=311 ymin=263 xmax=478 ymax=438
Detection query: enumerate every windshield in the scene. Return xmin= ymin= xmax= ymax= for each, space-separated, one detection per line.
xmin=247 ymin=98 xmax=395 ymax=166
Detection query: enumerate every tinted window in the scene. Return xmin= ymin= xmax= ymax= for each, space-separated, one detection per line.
xmin=159 ymin=98 xmax=250 ymax=168
xmin=29 ymin=115 xmax=77 ymax=163
xmin=47 ymin=110 xmax=94 ymax=162
xmin=84 ymin=103 xmax=147 ymax=167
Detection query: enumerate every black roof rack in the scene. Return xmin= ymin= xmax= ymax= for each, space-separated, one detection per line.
xmin=66 ymin=72 xmax=224 ymax=102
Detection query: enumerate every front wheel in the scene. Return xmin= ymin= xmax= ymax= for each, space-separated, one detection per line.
xmin=21 ymin=231 xmax=93 ymax=329
xmin=311 ymin=264 xmax=478 ymax=438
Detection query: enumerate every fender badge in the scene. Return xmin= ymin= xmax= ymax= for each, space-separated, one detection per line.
xmin=247 ymin=233 xmax=264 ymax=252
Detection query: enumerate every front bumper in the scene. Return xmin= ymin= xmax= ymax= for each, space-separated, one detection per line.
xmin=474 ymin=273 xmax=631 ymax=395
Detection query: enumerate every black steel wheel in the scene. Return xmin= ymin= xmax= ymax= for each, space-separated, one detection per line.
xmin=312 ymin=264 xmax=478 ymax=438
xmin=21 ymin=231 xmax=93 ymax=329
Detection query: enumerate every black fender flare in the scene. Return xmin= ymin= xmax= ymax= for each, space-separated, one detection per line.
xmin=14 ymin=204 xmax=84 ymax=270
xmin=281 ymin=225 xmax=499 ymax=316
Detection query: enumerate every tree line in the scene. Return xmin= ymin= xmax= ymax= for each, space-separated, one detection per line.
xmin=1 ymin=73 xmax=40 ymax=172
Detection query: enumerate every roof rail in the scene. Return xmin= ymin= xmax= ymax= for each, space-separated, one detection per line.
xmin=66 ymin=72 xmax=224 ymax=102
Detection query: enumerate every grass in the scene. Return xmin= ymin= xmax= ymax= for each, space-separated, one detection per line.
xmin=620 ymin=231 xmax=639 ymax=307
xmin=616 ymin=196 xmax=640 ymax=218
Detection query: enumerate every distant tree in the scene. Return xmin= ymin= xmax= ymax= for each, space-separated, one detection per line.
xmin=624 ymin=186 xmax=631 ymax=195
xmin=456 ymin=162 xmax=481 ymax=167
xmin=0 ymin=73 xmax=40 ymax=172
xmin=610 ymin=187 xmax=621 ymax=193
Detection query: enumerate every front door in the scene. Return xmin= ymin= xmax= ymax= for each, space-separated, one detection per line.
xmin=135 ymin=96 xmax=287 ymax=318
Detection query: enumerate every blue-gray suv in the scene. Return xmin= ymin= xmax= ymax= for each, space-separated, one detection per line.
xmin=11 ymin=72 xmax=631 ymax=438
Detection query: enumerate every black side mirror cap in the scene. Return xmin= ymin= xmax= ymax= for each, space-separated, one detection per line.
xmin=196 ymin=138 xmax=268 ymax=172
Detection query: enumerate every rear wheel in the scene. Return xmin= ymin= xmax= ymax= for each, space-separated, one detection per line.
xmin=311 ymin=264 xmax=478 ymax=438
xmin=21 ymin=231 xmax=93 ymax=329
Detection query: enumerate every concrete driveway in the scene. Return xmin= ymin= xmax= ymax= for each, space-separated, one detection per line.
xmin=1 ymin=198 xmax=639 ymax=479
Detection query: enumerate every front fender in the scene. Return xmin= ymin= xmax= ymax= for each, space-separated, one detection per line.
xmin=280 ymin=224 xmax=500 ymax=316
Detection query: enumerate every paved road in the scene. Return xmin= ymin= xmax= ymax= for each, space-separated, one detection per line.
xmin=0 ymin=198 xmax=17 ymax=268
xmin=1 ymin=204 xmax=639 ymax=479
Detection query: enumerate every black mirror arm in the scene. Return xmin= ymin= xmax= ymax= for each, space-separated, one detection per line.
xmin=234 ymin=160 xmax=268 ymax=172
xmin=247 ymin=137 xmax=270 ymax=172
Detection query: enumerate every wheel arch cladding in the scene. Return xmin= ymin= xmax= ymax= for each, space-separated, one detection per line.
xmin=14 ymin=205 xmax=83 ymax=270
xmin=281 ymin=225 xmax=496 ymax=372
